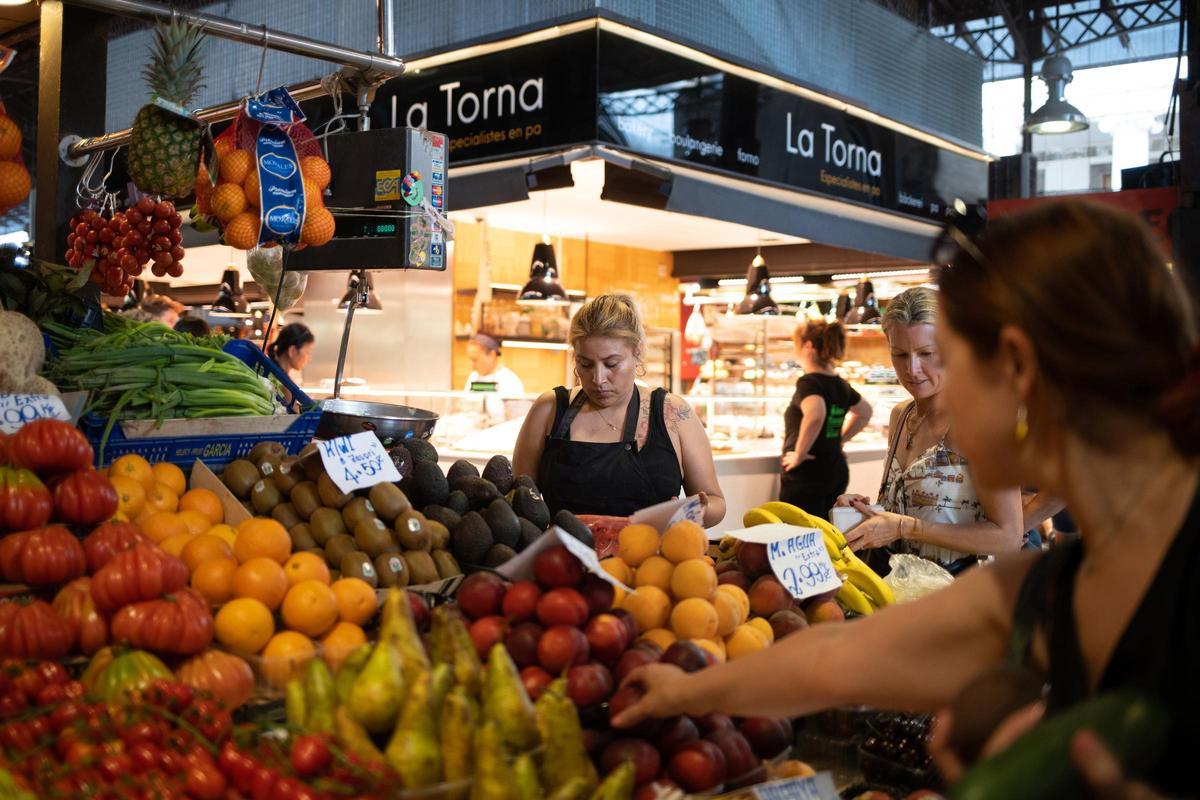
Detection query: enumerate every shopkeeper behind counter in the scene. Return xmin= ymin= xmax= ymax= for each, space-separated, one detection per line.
xmin=513 ymin=295 xmax=726 ymax=528
xmin=464 ymin=334 xmax=526 ymax=423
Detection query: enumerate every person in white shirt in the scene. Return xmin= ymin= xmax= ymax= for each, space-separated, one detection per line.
xmin=464 ymin=334 xmax=526 ymax=422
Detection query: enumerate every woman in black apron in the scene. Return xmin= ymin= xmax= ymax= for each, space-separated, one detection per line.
xmin=513 ymin=295 xmax=725 ymax=528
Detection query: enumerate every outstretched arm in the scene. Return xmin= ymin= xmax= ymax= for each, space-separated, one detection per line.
xmin=666 ymin=394 xmax=726 ymax=527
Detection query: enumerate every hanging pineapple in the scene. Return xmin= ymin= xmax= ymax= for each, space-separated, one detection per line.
xmin=127 ymin=18 xmax=207 ymax=197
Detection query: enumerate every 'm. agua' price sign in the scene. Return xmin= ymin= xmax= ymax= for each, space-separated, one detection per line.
xmin=317 ymin=432 xmax=402 ymax=495
xmin=767 ymin=529 xmax=841 ymax=601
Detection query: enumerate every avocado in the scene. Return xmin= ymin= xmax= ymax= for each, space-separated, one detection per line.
xmin=457 ymin=477 xmax=501 ymax=511
xmin=482 ymin=456 xmax=515 ymax=496
xmin=317 ymin=472 xmax=353 ymax=509
xmin=484 ymin=544 xmax=518 ymax=568
xmin=511 ymin=486 xmax=551 ymax=531
xmin=250 ymin=479 xmax=283 ymax=515
xmin=272 ymin=458 xmax=301 ymax=494
xmin=341 ymin=497 xmax=377 ymax=531
xmin=388 ymin=444 xmax=414 ymax=489
xmin=409 ymin=460 xmax=449 ymax=508
xmin=374 ymin=553 xmax=410 ymax=589
xmin=340 ymin=551 xmax=378 ymax=588
xmin=402 ymin=550 xmax=440 ymax=585
xmin=403 ymin=438 xmax=439 ymax=464
xmin=451 ymin=511 xmax=494 ymax=566
xmin=422 ymin=505 xmax=462 ymax=532
xmin=271 ymin=502 xmax=302 ymax=530
xmin=445 ymin=490 xmax=470 ymax=516
xmin=290 ymin=523 xmax=318 ymax=552
xmin=222 ymin=459 xmax=260 ymax=499
xmin=485 ymin=498 xmax=521 ymax=548
xmin=446 ymin=459 xmax=480 ymax=488
xmin=431 ymin=549 xmax=462 ymax=579
xmin=426 ymin=520 xmax=450 ymax=551
xmin=368 ymin=482 xmax=410 ymax=522
xmin=290 ymin=480 xmax=322 ymax=520
xmin=309 ymin=507 xmax=347 ymax=545
xmin=324 ymin=534 xmax=358 ymax=568
xmin=394 ymin=509 xmax=431 ymax=552
xmin=517 ymin=518 xmax=544 ymax=552
xmin=553 ymin=510 xmax=595 ymax=548
xmin=355 ymin=517 xmax=398 ymax=558
xmin=513 ymin=475 xmax=538 ymax=493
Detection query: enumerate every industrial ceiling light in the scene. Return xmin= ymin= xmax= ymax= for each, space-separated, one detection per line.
xmin=735 ymin=251 xmax=779 ymax=315
xmin=518 ymin=241 xmax=569 ymax=305
xmin=1026 ymin=54 xmax=1089 ymax=135
xmin=337 ymin=271 xmax=383 ymax=315
xmin=212 ymin=269 xmax=250 ymax=315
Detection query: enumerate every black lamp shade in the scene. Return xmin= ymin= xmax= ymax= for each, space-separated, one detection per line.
xmin=736 ymin=255 xmax=779 ymax=315
xmin=213 ymin=269 xmax=248 ymax=313
xmin=519 ymin=242 xmax=568 ymax=302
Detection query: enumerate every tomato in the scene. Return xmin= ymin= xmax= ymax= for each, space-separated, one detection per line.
xmin=35 ymin=681 xmax=66 ymax=706
xmin=0 ymin=720 xmax=32 ymax=751
xmin=53 ymin=469 xmax=119 ymax=526
xmin=8 ymin=419 xmax=93 ymax=475
xmin=90 ymin=543 xmax=189 ymax=613
xmin=0 ymin=525 xmax=87 ymax=586
xmin=50 ymin=700 xmax=84 ymax=732
xmin=83 ymin=521 xmax=148 ymax=572
xmin=111 ymin=588 xmax=213 ymax=656
xmin=118 ymin=719 xmax=164 ymax=746
xmin=182 ymin=697 xmax=231 ymax=744
xmin=35 ymin=662 xmax=67 ymax=686
xmin=53 ymin=578 xmax=108 ymax=655
xmin=176 ymin=649 xmax=254 ymax=711
xmin=287 ymin=734 xmax=331 ymax=777
xmin=26 ymin=715 xmax=50 ymax=744
xmin=218 ymin=743 xmax=256 ymax=793
xmin=184 ymin=761 xmax=226 ymax=799
xmin=0 ymin=467 xmax=52 ymax=532
xmin=63 ymin=679 xmax=84 ymax=700
xmin=98 ymin=751 xmax=132 ymax=782
xmin=250 ymin=766 xmax=278 ymax=800
xmin=88 ymin=648 xmax=172 ymax=703
xmin=128 ymin=741 xmax=161 ymax=773
xmin=0 ymin=600 xmax=75 ymax=660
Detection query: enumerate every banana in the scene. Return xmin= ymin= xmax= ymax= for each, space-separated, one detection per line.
xmin=835 ymin=580 xmax=874 ymax=615
xmin=820 ymin=531 xmax=847 ymax=568
xmin=841 ymin=558 xmax=895 ymax=608
xmin=743 ymin=507 xmax=782 ymax=527
xmin=760 ymin=501 xmax=850 ymax=550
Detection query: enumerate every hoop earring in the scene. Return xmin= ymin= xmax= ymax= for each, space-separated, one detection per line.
xmin=635 ymin=362 xmax=647 ymax=378
xmin=1015 ymin=404 xmax=1029 ymax=442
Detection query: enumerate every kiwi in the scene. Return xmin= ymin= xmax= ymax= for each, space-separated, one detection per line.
xmin=374 ymin=553 xmax=409 ymax=588
xmin=402 ymin=550 xmax=439 ymax=585
xmin=299 ymin=444 xmax=325 ymax=481
xmin=485 ymin=498 xmax=521 ymax=548
xmin=317 ymin=473 xmax=353 ymax=509
xmin=368 ymin=483 xmax=410 ymax=522
xmin=340 ymin=551 xmax=378 ymax=588
xmin=271 ymin=502 xmax=302 ymax=530
xmin=484 ymin=543 xmax=518 ymax=568
xmin=394 ymin=510 xmax=431 ymax=552
xmin=290 ymin=481 xmax=322 ymax=520
xmin=272 ymin=461 xmax=301 ymax=495
xmin=446 ymin=459 xmax=480 ymax=488
xmin=257 ymin=456 xmax=283 ymax=481
xmin=518 ymin=518 xmax=543 ymax=552
xmin=445 ymin=490 xmax=470 ymax=516
xmin=249 ymin=441 xmax=286 ymax=466
xmin=423 ymin=505 xmax=461 ymax=532
xmin=324 ymin=534 xmax=358 ymax=568
xmin=250 ymin=479 xmax=283 ymax=515
xmin=482 ymin=455 xmax=514 ymax=496
xmin=341 ymin=497 xmax=377 ymax=531
xmin=355 ymin=517 xmax=398 ymax=558
xmin=409 ymin=460 xmax=449 ymax=508
xmin=512 ymin=486 xmax=551 ymax=530
xmin=451 ymin=511 xmax=493 ymax=566
xmin=458 ymin=477 xmax=501 ymax=511
xmin=404 ymin=438 xmax=439 ymax=464
xmin=513 ymin=475 xmax=538 ymax=493
xmin=426 ymin=520 xmax=450 ymax=551
xmin=309 ymin=507 xmax=347 ymax=545
xmin=222 ymin=459 xmax=260 ymax=500
xmin=290 ymin=523 xmax=318 ymax=551
xmin=431 ymin=549 xmax=462 ymax=579
xmin=553 ymin=510 xmax=594 ymax=548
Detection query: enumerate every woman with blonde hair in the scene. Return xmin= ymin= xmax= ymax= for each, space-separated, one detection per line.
xmin=514 ymin=294 xmax=726 ymax=527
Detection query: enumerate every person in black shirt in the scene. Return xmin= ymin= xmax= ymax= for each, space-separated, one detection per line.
xmin=779 ymin=320 xmax=873 ymax=519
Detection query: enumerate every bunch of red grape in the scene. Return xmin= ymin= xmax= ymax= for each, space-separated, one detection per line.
xmin=66 ymin=197 xmax=185 ymax=295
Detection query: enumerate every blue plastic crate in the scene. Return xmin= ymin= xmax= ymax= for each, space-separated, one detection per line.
xmin=222 ymin=339 xmax=315 ymax=410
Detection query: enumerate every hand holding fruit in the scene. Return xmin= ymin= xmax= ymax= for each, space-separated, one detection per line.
xmin=609 ymin=663 xmax=696 ymax=729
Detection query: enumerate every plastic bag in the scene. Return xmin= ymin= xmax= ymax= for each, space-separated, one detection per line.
xmin=246 ymin=246 xmax=306 ymax=312
xmin=576 ymin=515 xmax=629 ymax=559
xmin=883 ymin=554 xmax=954 ymax=602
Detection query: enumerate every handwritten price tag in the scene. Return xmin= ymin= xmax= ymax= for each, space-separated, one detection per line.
xmin=0 ymin=394 xmax=71 ymax=434
xmin=556 ymin=528 xmax=633 ymax=593
xmin=667 ymin=495 xmax=705 ymax=528
xmin=751 ymin=773 xmax=839 ymax=800
xmin=317 ymin=432 xmax=402 ymax=494
xmin=767 ymin=529 xmax=841 ymax=601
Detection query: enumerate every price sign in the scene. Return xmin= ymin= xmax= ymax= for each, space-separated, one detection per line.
xmin=316 ymin=432 xmax=402 ymax=494
xmin=556 ymin=528 xmax=633 ymax=593
xmin=751 ymin=773 xmax=839 ymax=800
xmin=0 ymin=394 xmax=71 ymax=434
xmin=667 ymin=495 xmax=705 ymax=528
xmin=766 ymin=529 xmax=841 ymax=601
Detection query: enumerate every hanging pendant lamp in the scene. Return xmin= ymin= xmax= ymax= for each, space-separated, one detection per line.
xmin=736 ymin=252 xmax=779 ymax=315
xmin=1026 ymin=54 xmax=1089 ymax=134
xmin=518 ymin=240 xmax=568 ymax=304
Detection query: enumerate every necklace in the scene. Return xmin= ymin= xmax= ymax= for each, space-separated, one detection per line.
xmin=905 ymin=410 xmax=930 ymax=449
xmin=588 ymin=399 xmax=622 ymax=433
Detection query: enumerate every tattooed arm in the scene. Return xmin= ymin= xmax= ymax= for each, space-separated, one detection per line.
xmin=665 ymin=394 xmax=726 ymax=527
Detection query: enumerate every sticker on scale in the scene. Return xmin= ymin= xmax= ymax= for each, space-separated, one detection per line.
xmin=432 ymin=170 xmax=443 ymax=182
xmin=316 ymin=432 xmax=402 ymax=494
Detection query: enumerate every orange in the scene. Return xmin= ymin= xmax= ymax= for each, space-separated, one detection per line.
xmin=143 ymin=482 xmax=179 ymax=515
xmin=299 ymin=207 xmax=334 ymax=247
xmin=638 ymin=628 xmax=677 ymax=651
xmin=670 ymin=558 xmax=717 ymax=601
xmin=283 ymin=552 xmax=330 ymax=587
xmin=181 ymin=533 xmax=234 ymax=572
xmin=214 ymin=597 xmax=275 ymax=655
xmin=320 ymin=622 xmax=366 ymax=672
xmin=670 ymin=597 xmax=720 ymax=640
xmin=724 ymin=623 xmax=770 ymax=661
xmin=712 ymin=591 xmax=742 ymax=638
xmin=192 ymin=557 xmax=238 ymax=604
xmin=138 ymin=511 xmax=187 ymax=544
xmin=211 ymin=182 xmax=247 ymax=223
xmin=219 ymin=148 xmax=253 ymax=185
xmin=206 ymin=524 xmax=238 ymax=549
xmin=234 ymin=518 xmax=291 ymax=564
xmin=243 ymin=170 xmax=260 ymax=208
xmin=159 ymin=532 xmax=194 ymax=559
xmin=111 ymin=454 xmax=155 ymax=492
xmin=280 ymin=579 xmax=338 ymax=638
xmin=302 ymin=178 xmax=324 ymax=210
xmin=259 ymin=631 xmax=315 ymax=688
xmin=214 ymin=136 xmax=236 ymax=161
xmin=661 ymin=520 xmax=708 ymax=564
xmin=301 ymin=155 xmax=331 ymax=190
xmin=331 ymin=578 xmax=378 ymax=625
xmin=232 ymin=557 xmax=289 ymax=610
xmin=0 ymin=116 xmax=22 ymax=159
xmin=0 ymin=162 xmax=30 ymax=209
xmin=225 ymin=212 xmax=261 ymax=250
xmin=715 ymin=585 xmax=750 ymax=625
xmin=194 ymin=162 xmax=214 ymax=215
xmin=618 ymin=524 xmax=660 ymax=567
xmin=179 ymin=488 xmax=224 ymax=525
xmin=634 ymin=556 xmax=674 ymax=593
xmin=177 ymin=510 xmax=213 ymax=537
xmin=152 ymin=463 xmax=186 ymax=496
xmin=109 ymin=475 xmax=147 ymax=520
xmin=622 ymin=586 xmax=671 ymax=634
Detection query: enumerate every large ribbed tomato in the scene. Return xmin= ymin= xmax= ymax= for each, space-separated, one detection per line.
xmin=90 ymin=543 xmax=188 ymax=613
xmin=9 ymin=419 xmax=93 ymax=475
xmin=111 ymin=588 xmax=213 ymax=656
xmin=0 ymin=467 xmax=52 ymax=532
xmin=176 ymin=648 xmax=255 ymax=710
xmin=0 ymin=525 xmax=86 ymax=586
xmin=0 ymin=599 xmax=75 ymax=659
xmin=52 ymin=577 xmax=108 ymax=655
xmin=53 ymin=469 xmax=119 ymax=526
xmin=84 ymin=647 xmax=172 ymax=702
xmin=82 ymin=521 xmax=147 ymax=572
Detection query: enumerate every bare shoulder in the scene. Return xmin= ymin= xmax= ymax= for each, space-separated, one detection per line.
xmin=523 ymin=390 xmax=560 ymax=435
xmin=663 ymin=393 xmax=696 ymax=431
xmin=889 ymin=399 xmax=913 ymax=429
xmin=966 ymin=550 xmax=1042 ymax=617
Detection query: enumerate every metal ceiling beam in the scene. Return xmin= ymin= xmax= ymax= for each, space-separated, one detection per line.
xmin=994 ymin=0 xmax=1032 ymax=62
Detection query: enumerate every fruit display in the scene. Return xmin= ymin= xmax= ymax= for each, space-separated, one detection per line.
xmin=0 ymin=103 xmax=30 ymax=214
xmin=66 ymin=197 xmax=187 ymax=291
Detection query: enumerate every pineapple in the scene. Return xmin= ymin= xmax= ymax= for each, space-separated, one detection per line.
xmin=127 ymin=18 xmax=207 ymax=197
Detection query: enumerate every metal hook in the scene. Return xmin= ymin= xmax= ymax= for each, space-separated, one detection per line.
xmin=254 ymin=25 xmax=270 ymax=95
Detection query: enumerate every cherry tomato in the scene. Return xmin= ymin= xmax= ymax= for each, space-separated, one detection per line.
xmin=75 ymin=222 xmax=89 ymax=237
xmin=288 ymin=734 xmax=331 ymax=777
xmin=99 ymin=227 xmax=115 ymax=243
xmin=129 ymin=741 xmax=161 ymax=773
xmin=13 ymin=668 xmax=45 ymax=700
xmin=137 ymin=196 xmax=156 ymax=215
xmin=0 ymin=721 xmax=33 ymax=751
xmin=168 ymin=229 xmax=183 ymax=246
xmin=35 ymin=681 xmax=67 ymax=706
xmin=50 ymin=700 xmax=83 ymax=732
xmin=125 ymin=230 xmax=144 ymax=247
xmin=154 ymin=201 xmax=173 ymax=219
xmin=184 ymin=762 xmax=226 ymax=799
xmin=250 ymin=766 xmax=278 ymax=800
xmin=26 ymin=716 xmax=50 ymax=743
xmin=99 ymin=752 xmax=132 ymax=782
xmin=39 ymin=661 xmax=69 ymax=684
xmin=119 ymin=719 xmax=163 ymax=746
xmin=0 ymin=689 xmax=27 ymax=718
xmin=65 ymin=739 xmax=98 ymax=764
xmin=152 ymin=218 xmax=171 ymax=235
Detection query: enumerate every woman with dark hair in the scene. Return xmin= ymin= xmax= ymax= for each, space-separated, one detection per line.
xmin=173 ymin=316 xmax=211 ymax=338
xmin=779 ymin=320 xmax=872 ymax=519
xmin=613 ymin=201 xmax=1199 ymax=797
xmin=267 ymin=322 xmax=314 ymax=383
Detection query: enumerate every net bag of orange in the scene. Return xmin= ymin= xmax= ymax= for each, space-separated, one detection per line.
xmin=0 ymin=49 xmax=30 ymax=214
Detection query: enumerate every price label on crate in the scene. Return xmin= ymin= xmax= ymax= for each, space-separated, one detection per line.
xmin=317 ymin=432 xmax=401 ymax=494
xmin=0 ymin=394 xmax=71 ymax=434
xmin=766 ymin=528 xmax=841 ymax=601
xmin=750 ymin=773 xmax=839 ymax=800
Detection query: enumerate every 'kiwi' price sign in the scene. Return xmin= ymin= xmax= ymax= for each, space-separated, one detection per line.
xmin=317 ymin=432 xmax=402 ymax=494
xmin=766 ymin=529 xmax=841 ymax=601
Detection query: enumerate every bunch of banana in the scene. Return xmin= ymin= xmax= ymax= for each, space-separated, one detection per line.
xmin=742 ymin=502 xmax=895 ymax=614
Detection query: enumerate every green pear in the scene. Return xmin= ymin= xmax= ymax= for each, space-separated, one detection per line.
xmin=431 ymin=604 xmax=482 ymax=695
xmin=303 ymin=658 xmax=336 ymax=735
xmin=430 ymin=662 xmax=454 ymax=717
xmin=381 ymin=589 xmax=431 ymax=685
xmin=346 ymin=640 xmax=404 ymax=734
xmin=536 ymin=678 xmax=597 ymax=790
xmin=513 ymin=753 xmax=544 ymax=800
xmin=588 ymin=762 xmax=634 ymax=800
xmin=335 ymin=643 xmax=373 ymax=707
xmin=441 ymin=686 xmax=476 ymax=788
xmin=385 ymin=669 xmax=442 ymax=788
xmin=334 ymin=706 xmax=386 ymax=765
xmin=469 ymin=720 xmax=517 ymax=800
xmin=483 ymin=643 xmax=539 ymax=752
xmin=545 ymin=778 xmax=593 ymax=800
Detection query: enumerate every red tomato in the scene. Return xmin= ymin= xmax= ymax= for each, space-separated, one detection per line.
xmin=289 ymin=733 xmax=331 ymax=777
xmin=52 ymin=578 xmax=108 ymax=655
xmin=175 ymin=649 xmax=254 ymax=711
xmin=90 ymin=543 xmax=189 ymax=612
xmin=52 ymin=469 xmax=119 ymax=525
xmin=8 ymin=419 xmax=93 ymax=475
xmin=184 ymin=762 xmax=227 ymax=799
xmin=128 ymin=741 xmax=161 ymax=773
xmin=0 ymin=600 xmax=75 ymax=660
xmin=0 ymin=467 xmax=52 ymax=531
xmin=0 ymin=525 xmax=87 ymax=586
xmin=35 ymin=682 xmax=66 ymax=706
xmin=110 ymin=588 xmax=213 ymax=656
xmin=83 ymin=521 xmax=148 ymax=572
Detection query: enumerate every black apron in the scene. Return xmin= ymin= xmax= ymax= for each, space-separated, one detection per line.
xmin=537 ymin=386 xmax=684 ymax=517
